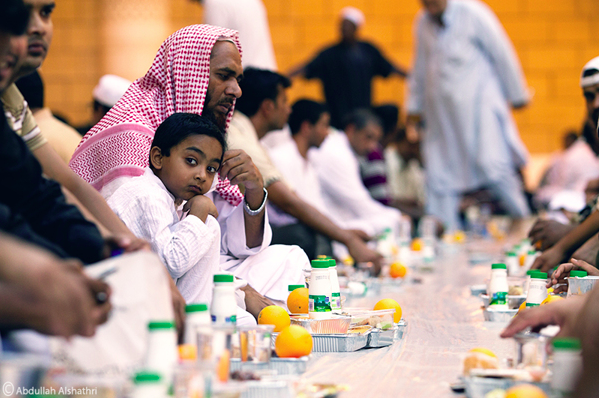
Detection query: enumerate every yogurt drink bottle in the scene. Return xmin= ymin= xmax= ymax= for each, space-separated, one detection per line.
xmin=488 ymin=263 xmax=509 ymax=310
xmin=211 ymin=274 xmax=237 ymax=324
xmin=308 ymin=259 xmax=332 ymax=319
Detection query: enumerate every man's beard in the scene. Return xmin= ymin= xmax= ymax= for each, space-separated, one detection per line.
xmin=590 ymin=107 xmax=599 ymax=131
xmin=202 ymin=93 xmax=230 ymax=133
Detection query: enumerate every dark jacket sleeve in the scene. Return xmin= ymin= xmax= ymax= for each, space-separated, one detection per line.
xmin=0 ymin=111 xmax=104 ymax=264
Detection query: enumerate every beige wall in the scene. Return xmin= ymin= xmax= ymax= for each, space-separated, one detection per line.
xmin=42 ymin=0 xmax=598 ymax=154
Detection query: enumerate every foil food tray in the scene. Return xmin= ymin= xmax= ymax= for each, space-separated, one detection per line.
xmin=480 ymin=294 xmax=526 ymax=310
xmin=241 ymin=380 xmax=293 ymax=398
xmin=366 ymin=320 xmax=407 ymax=348
xmin=290 ymin=315 xmax=351 ymax=334
xmin=567 ymin=276 xmax=599 ymax=297
xmin=230 ymin=356 xmax=310 ymax=376
xmin=311 ymin=332 xmax=370 ymax=352
xmin=483 ymin=308 xmax=518 ymax=322
xmin=464 ymin=376 xmax=551 ymax=398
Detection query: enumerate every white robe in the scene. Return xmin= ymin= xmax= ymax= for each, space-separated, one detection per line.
xmin=407 ymin=0 xmax=531 ymax=228
xmin=310 ymin=130 xmax=402 ymax=237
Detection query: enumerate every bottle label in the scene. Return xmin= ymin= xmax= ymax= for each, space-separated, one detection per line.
xmin=331 ymin=292 xmax=341 ymax=311
xmin=489 ymin=291 xmax=507 ymax=306
xmin=309 ymin=295 xmax=331 ymax=312
xmin=211 ymin=314 xmax=237 ymax=323
xmin=525 ymin=302 xmax=539 ymax=308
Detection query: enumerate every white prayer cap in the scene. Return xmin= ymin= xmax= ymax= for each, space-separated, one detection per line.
xmin=580 ymin=57 xmax=599 ymax=88
xmin=340 ymin=6 xmax=365 ymax=28
xmin=93 ymin=74 xmax=132 ymax=107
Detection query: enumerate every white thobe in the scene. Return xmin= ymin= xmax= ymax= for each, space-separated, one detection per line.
xmin=203 ymin=0 xmax=277 ymax=71
xmin=407 ymin=0 xmax=531 ymax=229
xmin=310 ymin=130 xmax=402 ymax=237
xmin=534 ymin=140 xmax=599 ymax=208
xmin=107 ymin=168 xmax=222 ymax=305
xmin=265 ymin=138 xmax=329 ymax=227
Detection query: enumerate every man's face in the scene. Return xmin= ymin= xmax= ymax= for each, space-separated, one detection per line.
xmin=308 ymin=112 xmax=330 ymax=148
xmin=340 ymin=19 xmax=357 ymax=42
xmin=0 ymin=33 xmax=26 ymax=94
xmin=347 ymin=120 xmax=383 ymax=156
xmin=17 ymin=0 xmax=54 ymax=78
xmin=583 ymin=83 xmax=599 ymax=129
xmin=421 ymin=0 xmax=447 ymax=17
xmin=268 ymin=84 xmax=291 ymax=131
xmin=203 ymin=41 xmax=243 ymax=131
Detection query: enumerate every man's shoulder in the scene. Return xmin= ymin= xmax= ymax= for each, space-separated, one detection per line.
xmin=109 ymin=172 xmax=170 ymax=206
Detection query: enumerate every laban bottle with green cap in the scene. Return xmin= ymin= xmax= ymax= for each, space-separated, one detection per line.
xmin=551 ymin=337 xmax=583 ymax=395
xmin=211 ymin=274 xmax=237 ymax=325
xmin=488 ymin=263 xmax=508 ymax=309
xmin=525 ymin=272 xmax=547 ymax=307
xmin=145 ymin=321 xmax=177 ymax=380
xmin=308 ymin=259 xmax=332 ymax=319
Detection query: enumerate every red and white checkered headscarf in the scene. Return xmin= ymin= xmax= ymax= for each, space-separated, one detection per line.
xmin=70 ymin=24 xmax=244 ymax=206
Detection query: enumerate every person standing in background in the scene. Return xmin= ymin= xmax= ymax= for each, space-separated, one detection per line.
xmin=190 ymin=0 xmax=277 ymax=71
xmin=406 ymin=0 xmax=531 ymax=231
xmin=288 ymin=7 xmax=408 ymax=130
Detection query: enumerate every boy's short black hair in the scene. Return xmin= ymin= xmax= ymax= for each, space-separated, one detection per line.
xmin=235 ymin=67 xmax=291 ymax=118
xmin=0 ymin=0 xmax=29 ymax=36
xmin=288 ymin=99 xmax=328 ymax=136
xmin=151 ymin=113 xmax=226 ymax=165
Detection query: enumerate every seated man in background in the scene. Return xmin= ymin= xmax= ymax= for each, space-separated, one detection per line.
xmin=310 ymin=108 xmax=403 ymax=246
xmin=228 ymin=67 xmax=382 ymax=265
xmin=15 ymin=70 xmax=81 ymax=164
xmin=76 ymin=74 xmax=131 ymax=136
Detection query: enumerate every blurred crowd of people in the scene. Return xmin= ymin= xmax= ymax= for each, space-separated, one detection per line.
xmin=0 ymin=0 xmax=597 ymax=392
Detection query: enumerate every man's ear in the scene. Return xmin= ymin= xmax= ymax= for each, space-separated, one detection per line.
xmin=150 ymin=146 xmax=163 ymax=170
xmin=299 ymin=120 xmax=312 ymax=137
xmin=259 ymin=98 xmax=275 ymax=117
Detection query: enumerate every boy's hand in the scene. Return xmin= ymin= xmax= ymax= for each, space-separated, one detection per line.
xmin=184 ymin=195 xmax=218 ymax=222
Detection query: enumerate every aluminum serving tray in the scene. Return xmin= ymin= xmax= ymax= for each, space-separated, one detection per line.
xmin=230 ymin=356 xmax=310 ymax=376
xmin=290 ymin=315 xmax=351 ymax=334
xmin=463 ymin=376 xmax=551 ymax=398
xmin=242 ymin=380 xmax=293 ymax=398
xmin=480 ymin=294 xmax=526 ymax=310
xmin=470 ymin=284 xmax=487 ymax=297
xmin=311 ymin=331 xmax=371 ymax=352
xmin=366 ymin=319 xmax=407 ymax=348
xmin=483 ymin=308 xmax=518 ymax=322
xmin=567 ymin=276 xmax=599 ymax=297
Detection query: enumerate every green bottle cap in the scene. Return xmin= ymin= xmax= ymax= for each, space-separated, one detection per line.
xmin=526 ymin=270 xmax=538 ymax=276
xmin=328 ymin=259 xmax=337 ymax=268
xmin=288 ymin=284 xmax=305 ymax=291
xmin=491 ymin=263 xmax=507 ymax=269
xmin=134 ymin=371 xmax=162 ymax=384
xmin=311 ymin=259 xmax=330 ymax=268
xmin=531 ymin=272 xmax=547 ymax=280
xmin=569 ymin=270 xmax=588 ymax=278
xmin=185 ymin=303 xmax=208 ymax=313
xmin=552 ymin=337 xmax=581 ymax=350
xmin=214 ymin=274 xmax=234 ymax=283
xmin=148 ymin=321 xmax=175 ymax=330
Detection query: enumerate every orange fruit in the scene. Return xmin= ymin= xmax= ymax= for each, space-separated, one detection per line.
xmin=274 ymin=325 xmax=313 ymax=358
xmin=411 ymin=238 xmax=423 ymax=251
xmin=389 ymin=262 xmax=407 ymax=278
xmin=178 ymin=344 xmax=197 ymax=361
xmin=469 ymin=347 xmax=497 ymax=358
xmin=373 ymin=298 xmax=402 ymax=323
xmin=541 ymin=295 xmax=563 ymax=305
xmin=518 ymin=301 xmax=527 ymax=313
xmin=505 ymin=384 xmax=548 ymax=398
xmin=287 ymin=287 xmax=309 ymax=314
xmin=258 ymin=305 xmax=290 ymax=332
xmin=519 ymin=253 xmax=527 ymax=267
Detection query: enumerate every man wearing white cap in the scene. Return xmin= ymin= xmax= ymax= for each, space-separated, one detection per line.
xmin=407 ymin=0 xmax=531 ymax=231
xmin=76 ymin=74 xmax=131 ymax=136
xmin=288 ymin=7 xmax=408 ymax=129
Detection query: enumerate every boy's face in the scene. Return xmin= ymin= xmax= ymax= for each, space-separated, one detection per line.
xmin=151 ymin=135 xmax=223 ymax=202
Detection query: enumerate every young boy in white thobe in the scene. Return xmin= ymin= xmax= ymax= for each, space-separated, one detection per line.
xmin=107 ymin=113 xmax=255 ymax=324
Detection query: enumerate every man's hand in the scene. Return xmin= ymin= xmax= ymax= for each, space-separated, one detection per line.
xmin=347 ymin=229 xmax=372 ymax=242
xmin=219 ymin=149 xmax=264 ymax=193
xmin=166 ymin=274 xmax=186 ymax=343
xmin=241 ymin=284 xmax=274 ymax=320
xmin=500 ymin=294 xmax=585 ymax=339
xmin=549 ymin=259 xmax=599 ymax=293
xmin=184 ymin=195 xmax=218 ymax=223
xmin=530 ymin=245 xmax=566 ymax=272
xmin=0 ymin=236 xmax=112 ymax=338
xmin=102 ymin=234 xmax=151 ymax=258
xmin=528 ymin=219 xmax=574 ymax=251
xmin=346 ymin=235 xmax=383 ymax=270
